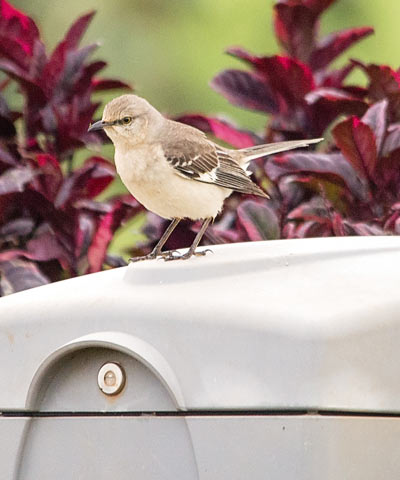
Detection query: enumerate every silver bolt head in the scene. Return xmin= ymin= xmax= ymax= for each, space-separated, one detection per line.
xmin=98 ymin=362 xmax=126 ymax=396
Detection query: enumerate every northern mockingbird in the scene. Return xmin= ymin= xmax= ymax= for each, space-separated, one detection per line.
xmin=88 ymin=94 xmax=322 ymax=261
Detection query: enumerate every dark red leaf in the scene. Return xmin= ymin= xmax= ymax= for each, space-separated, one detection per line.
xmin=29 ymin=39 xmax=47 ymax=80
xmin=274 ymin=3 xmax=316 ymax=62
xmin=0 ymin=217 xmax=34 ymax=238
xmin=0 ymin=249 xmax=28 ymax=261
xmin=283 ymin=219 xmax=332 ymax=238
xmin=26 ymin=225 xmax=68 ymax=263
xmin=355 ymin=62 xmax=400 ymax=119
xmin=63 ymin=11 xmax=95 ymax=50
xmin=42 ymin=45 xmax=68 ymax=94
xmin=75 ymin=211 xmax=95 ymax=259
xmin=34 ymin=153 xmax=63 ymax=201
xmin=52 ymin=43 xmax=98 ymax=102
xmin=391 ymin=218 xmax=400 ymax=235
xmin=0 ymin=147 xmax=16 ymax=167
xmin=52 ymin=100 xmax=101 ymax=152
xmin=357 ymin=62 xmax=400 ymax=99
xmin=0 ymin=59 xmax=46 ymax=104
xmin=266 ymin=152 xmax=369 ymax=201
xmin=0 ymin=35 xmax=30 ymax=69
xmin=206 ymin=223 xmax=244 ymax=245
xmin=87 ymin=210 xmax=117 ymax=272
xmin=273 ymin=0 xmax=335 ymax=15
xmin=43 ymin=12 xmax=95 ymax=94
xmin=226 ymin=50 xmax=315 ymax=110
xmin=211 ymin=69 xmax=278 ymax=113
xmin=332 ymin=116 xmax=377 ymax=178
xmin=87 ymin=200 xmax=134 ymax=273
xmin=328 ymin=212 xmax=345 ymax=236
xmin=0 ymin=0 xmax=40 ymax=56
xmin=85 ymin=157 xmax=115 ymax=198
xmin=0 ymin=166 xmax=34 ymax=194
xmin=384 ymin=205 xmax=400 ymax=233
xmin=92 ymin=78 xmax=132 ymax=91
xmin=310 ymin=27 xmax=374 ymax=71
xmin=375 ymin=150 xmax=400 ymax=197
xmin=226 ymin=46 xmax=262 ymax=66
xmin=0 ymin=258 xmax=49 ymax=295
xmin=237 ymin=200 xmax=280 ymax=240
xmin=177 ymin=114 xmax=257 ymax=148
xmin=382 ymin=125 xmax=400 ymax=156
xmin=317 ymin=63 xmax=355 ymax=88
xmin=21 ymin=189 xmax=74 ymax=248
xmin=282 ymin=221 xmax=297 ymax=238
xmin=68 ymin=61 xmax=108 ymax=99
xmin=54 ymin=156 xmax=115 ymax=208
xmin=341 ymin=85 xmax=368 ymax=99
xmin=287 ymin=197 xmax=330 ymax=221
xmin=361 ymin=99 xmax=388 ymax=155
xmin=305 ymin=87 xmax=367 ymax=113
xmin=306 ymin=87 xmax=368 ymax=135
xmin=277 ymin=176 xmax=308 ymax=210
xmin=256 ymin=56 xmax=315 ymax=107
xmin=342 ymin=219 xmax=384 ymax=235
xmin=74 ymin=198 xmax=112 ymax=214
xmin=303 ymin=0 xmax=337 ymax=15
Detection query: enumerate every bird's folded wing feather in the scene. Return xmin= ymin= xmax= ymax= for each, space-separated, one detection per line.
xmin=162 ymin=126 xmax=268 ymax=197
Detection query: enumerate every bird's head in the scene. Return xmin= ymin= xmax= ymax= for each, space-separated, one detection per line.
xmin=88 ymin=94 xmax=163 ymax=146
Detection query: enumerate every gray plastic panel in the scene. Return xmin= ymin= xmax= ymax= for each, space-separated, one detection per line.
xmin=30 ymin=347 xmax=177 ymax=412
xmin=13 ymin=416 xmax=197 ymax=480
xmin=1 ymin=415 xmax=399 ymax=480
xmin=1 ymin=237 xmax=400 ymax=412
xmin=0 ymin=418 xmax=28 ymax=480
xmin=186 ymin=415 xmax=400 ymax=479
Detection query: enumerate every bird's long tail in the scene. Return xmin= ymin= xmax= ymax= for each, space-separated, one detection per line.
xmin=238 ymin=138 xmax=323 ymax=164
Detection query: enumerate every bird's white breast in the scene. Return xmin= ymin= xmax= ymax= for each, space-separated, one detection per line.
xmin=114 ymin=144 xmax=230 ymax=220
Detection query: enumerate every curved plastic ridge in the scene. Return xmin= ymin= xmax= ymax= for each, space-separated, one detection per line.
xmin=26 ymin=331 xmax=186 ymax=410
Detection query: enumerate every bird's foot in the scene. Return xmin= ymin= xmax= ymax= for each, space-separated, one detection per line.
xmin=129 ymin=249 xmax=180 ymax=263
xmin=163 ymin=248 xmax=213 ymax=261
xmin=158 ymin=249 xmax=180 ymax=260
xmin=128 ymin=252 xmax=158 ymax=263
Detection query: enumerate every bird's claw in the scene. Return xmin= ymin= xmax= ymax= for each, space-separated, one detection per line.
xmin=191 ymin=248 xmax=213 ymax=258
xmin=163 ymin=248 xmax=213 ymax=261
xmin=128 ymin=252 xmax=157 ymax=263
xmin=129 ymin=249 xmax=180 ymax=263
xmin=158 ymin=249 xmax=180 ymax=260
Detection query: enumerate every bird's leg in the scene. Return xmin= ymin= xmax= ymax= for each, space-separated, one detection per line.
xmin=129 ymin=218 xmax=180 ymax=262
xmin=163 ymin=218 xmax=213 ymax=261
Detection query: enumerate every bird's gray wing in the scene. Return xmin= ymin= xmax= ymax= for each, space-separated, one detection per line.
xmin=162 ymin=127 xmax=268 ymax=198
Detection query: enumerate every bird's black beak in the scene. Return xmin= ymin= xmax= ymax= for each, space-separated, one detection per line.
xmin=88 ymin=120 xmax=106 ymax=132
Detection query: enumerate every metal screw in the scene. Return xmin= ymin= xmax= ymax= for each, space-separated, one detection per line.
xmin=98 ymin=362 xmax=126 ymax=396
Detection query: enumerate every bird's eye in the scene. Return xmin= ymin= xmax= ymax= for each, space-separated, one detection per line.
xmin=121 ymin=116 xmax=132 ymax=125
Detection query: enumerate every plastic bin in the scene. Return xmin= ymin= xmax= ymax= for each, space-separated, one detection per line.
xmin=1 ymin=237 xmax=400 ymax=479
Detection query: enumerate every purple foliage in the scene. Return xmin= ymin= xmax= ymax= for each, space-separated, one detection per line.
xmin=0 ymin=0 xmax=139 ymax=295
xmin=176 ymin=0 xmax=398 ymax=247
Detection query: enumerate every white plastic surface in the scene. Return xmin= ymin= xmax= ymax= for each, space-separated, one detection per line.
xmin=1 ymin=236 xmax=400 ymax=411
